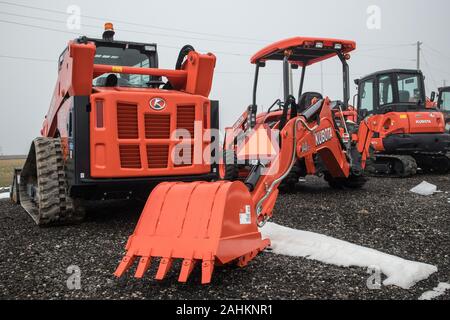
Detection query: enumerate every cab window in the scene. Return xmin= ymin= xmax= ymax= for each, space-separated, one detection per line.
xmin=360 ymin=80 xmax=374 ymax=113
xmin=440 ymin=91 xmax=450 ymax=111
xmin=397 ymin=74 xmax=422 ymax=103
xmin=379 ymin=75 xmax=393 ymax=106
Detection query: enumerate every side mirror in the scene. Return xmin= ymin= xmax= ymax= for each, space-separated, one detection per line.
xmin=354 ymin=79 xmax=360 ymax=86
xmin=430 ymin=91 xmax=436 ymax=102
xmin=291 ymin=64 xmax=299 ymax=70
xmin=257 ymin=61 xmax=266 ymax=68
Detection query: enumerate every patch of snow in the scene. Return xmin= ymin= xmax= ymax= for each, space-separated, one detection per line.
xmin=418 ymin=282 xmax=450 ymax=300
xmin=0 ymin=192 xmax=9 ymax=200
xmin=261 ymin=222 xmax=437 ymax=289
xmin=410 ymin=181 xmax=438 ymax=196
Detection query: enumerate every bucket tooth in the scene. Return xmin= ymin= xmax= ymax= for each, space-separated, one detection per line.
xmin=178 ymin=259 xmax=196 ymax=283
xmin=155 ymin=257 xmax=173 ymax=280
xmin=114 ymin=254 xmax=136 ymax=277
xmin=134 ymin=256 xmax=152 ymax=278
xmin=201 ymin=260 xmax=214 ymax=284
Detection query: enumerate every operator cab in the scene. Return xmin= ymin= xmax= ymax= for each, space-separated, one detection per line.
xmin=438 ymin=87 xmax=450 ymax=112
xmin=60 ymin=23 xmax=162 ymax=89
xmin=356 ymin=69 xmax=428 ymax=118
xmin=249 ymin=37 xmax=356 ymax=131
xmin=438 ymin=87 xmax=450 ymax=131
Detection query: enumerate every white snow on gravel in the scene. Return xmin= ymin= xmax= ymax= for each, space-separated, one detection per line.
xmin=418 ymin=282 xmax=450 ymax=300
xmin=0 ymin=192 xmax=10 ymax=200
xmin=261 ymin=222 xmax=438 ymax=289
xmin=410 ymin=181 xmax=439 ymax=196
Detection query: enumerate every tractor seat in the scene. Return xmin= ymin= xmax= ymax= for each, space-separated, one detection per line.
xmin=399 ymin=90 xmax=411 ymax=103
xmin=301 ymin=99 xmax=324 ymax=121
xmin=298 ymin=92 xmax=323 ymax=113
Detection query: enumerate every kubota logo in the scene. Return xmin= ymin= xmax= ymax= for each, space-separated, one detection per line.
xmin=149 ymin=98 xmax=166 ymax=111
xmin=315 ymin=127 xmax=333 ymax=146
xmin=416 ymin=120 xmax=432 ymax=124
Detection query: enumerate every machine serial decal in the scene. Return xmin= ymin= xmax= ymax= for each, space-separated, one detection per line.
xmin=314 ymin=127 xmax=333 ymax=146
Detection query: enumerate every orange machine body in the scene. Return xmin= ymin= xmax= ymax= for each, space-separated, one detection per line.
xmin=367 ymin=111 xmax=446 ymax=152
xmin=40 ymin=36 xmax=219 ymax=200
xmin=115 ymin=37 xmax=375 ymax=284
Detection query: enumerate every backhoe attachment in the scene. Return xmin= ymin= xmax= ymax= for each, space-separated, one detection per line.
xmin=115 ymin=181 xmax=270 ymax=284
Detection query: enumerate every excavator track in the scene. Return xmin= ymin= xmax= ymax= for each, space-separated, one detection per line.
xmin=18 ymin=138 xmax=85 ymax=226
xmin=365 ymin=154 xmax=417 ymax=178
xmin=413 ymin=152 xmax=450 ymax=174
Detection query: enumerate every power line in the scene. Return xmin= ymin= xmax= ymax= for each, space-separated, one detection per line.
xmin=0 ymin=1 xmax=422 ymax=49
xmin=420 ymin=51 xmax=438 ymax=89
xmin=0 ymin=54 xmax=54 ymax=63
xmin=0 ymin=0 xmax=269 ymax=44
xmin=423 ymin=44 xmax=450 ymax=60
xmin=353 ymin=53 xmax=415 ymax=62
xmin=0 ymin=19 xmax=250 ymax=57
xmin=357 ymin=43 xmax=415 ymax=52
xmin=0 ymin=10 xmax=264 ymax=47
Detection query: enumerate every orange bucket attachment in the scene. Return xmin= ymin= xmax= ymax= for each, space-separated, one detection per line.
xmin=114 ymin=181 xmax=270 ymax=284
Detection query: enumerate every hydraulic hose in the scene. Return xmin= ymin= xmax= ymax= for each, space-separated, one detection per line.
xmin=256 ymin=117 xmax=318 ymax=227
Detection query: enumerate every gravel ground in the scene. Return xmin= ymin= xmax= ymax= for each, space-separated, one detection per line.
xmin=0 ymin=174 xmax=449 ymax=300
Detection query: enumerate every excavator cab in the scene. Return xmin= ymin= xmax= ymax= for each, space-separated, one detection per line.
xmin=356 ymin=69 xmax=428 ymax=118
xmin=437 ymin=87 xmax=450 ymax=132
xmin=355 ymin=69 xmax=450 ymax=176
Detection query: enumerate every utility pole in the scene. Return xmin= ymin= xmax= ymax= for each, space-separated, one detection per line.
xmin=416 ymin=41 xmax=423 ymax=70
xmin=444 ymin=80 xmax=447 ymax=87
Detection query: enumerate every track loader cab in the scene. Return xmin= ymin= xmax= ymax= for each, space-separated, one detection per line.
xmin=356 ymin=69 xmax=450 ymax=176
xmin=13 ymin=24 xmax=219 ymax=225
xmin=437 ymin=86 xmax=450 ymax=132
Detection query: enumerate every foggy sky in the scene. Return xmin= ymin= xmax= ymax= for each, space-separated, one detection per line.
xmin=0 ymin=0 xmax=449 ymax=155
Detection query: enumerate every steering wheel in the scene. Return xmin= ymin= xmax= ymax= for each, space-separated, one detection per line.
xmin=267 ymin=99 xmax=283 ymax=113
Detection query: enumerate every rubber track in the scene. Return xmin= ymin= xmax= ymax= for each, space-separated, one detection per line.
xmin=19 ymin=138 xmax=84 ymax=226
xmin=366 ymin=154 xmax=417 ymax=178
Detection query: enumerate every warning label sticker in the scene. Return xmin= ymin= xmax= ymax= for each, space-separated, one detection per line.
xmin=239 ymin=205 xmax=251 ymax=225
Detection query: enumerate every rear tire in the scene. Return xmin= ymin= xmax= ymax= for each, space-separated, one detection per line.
xmin=325 ymin=173 xmax=367 ymax=189
xmin=219 ymin=150 xmax=239 ymax=181
xmin=279 ymin=166 xmax=301 ymax=193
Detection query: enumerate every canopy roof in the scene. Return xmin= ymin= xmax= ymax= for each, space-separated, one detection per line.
xmin=250 ymin=37 xmax=356 ymax=67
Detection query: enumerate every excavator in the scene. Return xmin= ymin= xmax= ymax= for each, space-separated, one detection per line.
xmin=355 ymin=69 xmax=450 ymax=176
xmin=115 ymin=37 xmax=375 ymax=284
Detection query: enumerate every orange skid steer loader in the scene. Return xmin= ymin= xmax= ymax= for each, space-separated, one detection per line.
xmin=11 ymin=24 xmax=219 ymax=225
xmin=115 ymin=37 xmax=375 ymax=284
